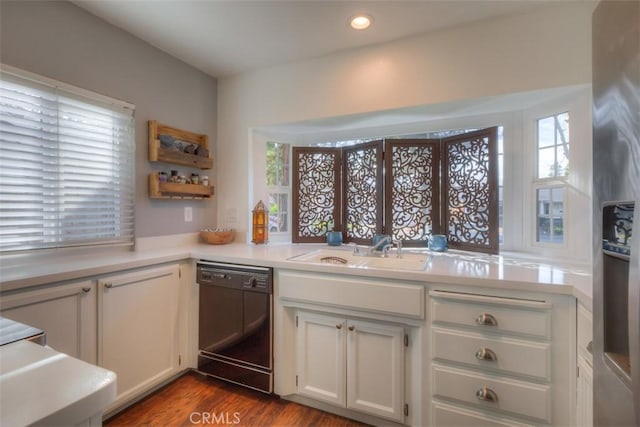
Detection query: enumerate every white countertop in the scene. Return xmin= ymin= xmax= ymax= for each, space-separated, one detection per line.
xmin=0 ymin=238 xmax=593 ymax=310
xmin=0 ymin=340 xmax=116 ymax=426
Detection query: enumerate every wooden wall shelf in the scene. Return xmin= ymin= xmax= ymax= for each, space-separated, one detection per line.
xmin=148 ymin=120 xmax=213 ymax=170
xmin=149 ymin=173 xmax=214 ymax=200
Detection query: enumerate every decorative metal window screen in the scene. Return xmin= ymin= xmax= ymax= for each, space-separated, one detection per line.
xmin=291 ymin=128 xmax=498 ymax=253
xmin=292 ymin=147 xmax=341 ymax=243
xmin=0 ymin=67 xmax=135 ymax=253
xmin=343 ymin=140 xmax=383 ymax=243
xmin=385 ymin=140 xmax=440 ymax=246
xmin=442 ymin=128 xmax=499 ymax=254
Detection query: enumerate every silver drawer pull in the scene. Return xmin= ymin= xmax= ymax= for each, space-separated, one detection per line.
xmin=348 ymin=325 xmax=355 ymax=331
xmin=475 ymin=347 xmax=498 ymax=362
xmin=104 ymin=283 xmax=113 ymax=289
xmin=475 ymin=313 xmax=498 ymax=326
xmin=82 ymin=287 xmax=91 ymax=293
xmin=336 ymin=324 xmax=342 ymax=329
xmin=476 ymin=387 xmax=498 ymax=402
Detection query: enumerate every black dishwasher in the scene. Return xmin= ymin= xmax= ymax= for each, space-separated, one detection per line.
xmin=196 ymin=261 xmax=273 ymax=393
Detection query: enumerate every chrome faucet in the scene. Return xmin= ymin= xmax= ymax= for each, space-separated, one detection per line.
xmin=349 ymin=236 xmax=403 ymax=258
xmin=381 ymin=239 xmax=403 ymax=258
xmin=370 ymin=235 xmax=392 ymax=253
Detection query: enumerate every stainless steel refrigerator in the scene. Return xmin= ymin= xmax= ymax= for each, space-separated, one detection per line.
xmin=592 ymin=1 xmax=640 ymax=426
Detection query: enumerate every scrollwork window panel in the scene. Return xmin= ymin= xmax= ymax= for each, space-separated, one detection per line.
xmin=387 ymin=141 xmax=440 ymax=245
xmin=292 ymin=147 xmax=341 ymax=243
xmin=443 ymin=128 xmax=499 ymax=254
xmin=343 ymin=141 xmax=383 ymax=243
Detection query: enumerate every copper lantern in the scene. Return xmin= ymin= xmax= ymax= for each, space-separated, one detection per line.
xmin=251 ymin=200 xmax=268 ymax=244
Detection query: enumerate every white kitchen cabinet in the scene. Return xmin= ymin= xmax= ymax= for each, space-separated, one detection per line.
xmin=296 ymin=311 xmax=346 ymax=406
xmin=429 ymin=290 xmax=574 ymax=426
xmin=576 ymin=303 xmax=593 ymax=427
xmin=0 ymin=280 xmax=97 ymax=363
xmin=296 ymin=310 xmax=406 ymax=423
xmin=98 ymin=263 xmax=182 ymax=411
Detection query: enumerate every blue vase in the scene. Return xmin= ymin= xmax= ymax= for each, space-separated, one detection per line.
xmin=428 ymin=234 xmax=448 ymax=252
xmin=326 ymin=231 xmax=343 ymax=246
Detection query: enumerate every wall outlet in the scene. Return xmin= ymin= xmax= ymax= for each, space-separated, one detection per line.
xmin=184 ymin=206 xmax=193 ymax=222
xmin=225 ymin=207 xmax=238 ymax=224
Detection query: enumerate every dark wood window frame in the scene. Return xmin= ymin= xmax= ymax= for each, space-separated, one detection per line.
xmin=292 ymin=127 xmax=499 ymax=254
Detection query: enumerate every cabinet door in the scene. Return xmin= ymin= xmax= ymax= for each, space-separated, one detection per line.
xmin=0 ymin=280 xmax=96 ymax=363
xmin=99 ymin=264 xmax=181 ymax=409
xmin=576 ymin=356 xmax=593 ymax=427
xmin=296 ymin=311 xmax=346 ymax=406
xmin=347 ymin=319 xmax=405 ymax=422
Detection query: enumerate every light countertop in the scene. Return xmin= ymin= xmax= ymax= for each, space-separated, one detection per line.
xmin=0 ymin=340 xmax=116 ymax=426
xmin=0 ymin=238 xmax=593 ymax=310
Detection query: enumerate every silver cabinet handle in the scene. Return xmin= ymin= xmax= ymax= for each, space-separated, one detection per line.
xmin=104 ymin=283 xmax=113 ymax=289
xmin=475 ymin=313 xmax=498 ymax=326
xmin=475 ymin=347 xmax=498 ymax=361
xmin=476 ymin=387 xmax=498 ymax=402
xmin=348 ymin=325 xmax=355 ymax=331
xmin=82 ymin=287 xmax=91 ymax=293
xmin=336 ymin=324 xmax=342 ymax=329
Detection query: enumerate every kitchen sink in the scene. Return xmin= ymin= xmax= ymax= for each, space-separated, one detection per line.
xmin=287 ymin=248 xmax=429 ymax=271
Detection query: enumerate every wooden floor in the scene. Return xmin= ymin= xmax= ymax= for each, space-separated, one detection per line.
xmin=105 ymin=371 xmax=369 ymax=427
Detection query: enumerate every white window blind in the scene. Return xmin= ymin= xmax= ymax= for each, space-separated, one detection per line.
xmin=0 ymin=67 xmax=135 ymax=253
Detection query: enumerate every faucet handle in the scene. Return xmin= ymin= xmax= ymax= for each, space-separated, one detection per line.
xmin=392 ymin=239 xmax=403 ymax=258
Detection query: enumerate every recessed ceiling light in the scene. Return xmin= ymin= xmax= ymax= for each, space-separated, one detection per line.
xmin=349 ymin=14 xmax=373 ymax=30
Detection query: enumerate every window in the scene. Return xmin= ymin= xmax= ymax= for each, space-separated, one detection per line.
xmin=537 ymin=112 xmax=569 ymax=178
xmin=292 ymin=128 xmax=499 ymax=254
xmin=266 ymin=141 xmax=290 ymax=234
xmin=534 ymin=112 xmax=569 ymax=245
xmin=0 ymin=67 xmax=135 ymax=253
xmin=536 ymin=187 xmax=564 ymax=244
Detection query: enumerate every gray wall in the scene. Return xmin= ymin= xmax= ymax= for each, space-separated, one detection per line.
xmin=0 ymin=0 xmax=218 ymax=238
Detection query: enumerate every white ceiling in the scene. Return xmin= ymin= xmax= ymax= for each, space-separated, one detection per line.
xmin=72 ymin=0 xmax=551 ymax=78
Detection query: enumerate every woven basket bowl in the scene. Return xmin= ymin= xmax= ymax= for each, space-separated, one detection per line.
xmin=200 ymin=230 xmax=235 ymax=245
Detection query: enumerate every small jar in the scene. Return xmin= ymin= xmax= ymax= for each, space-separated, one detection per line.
xmin=201 ymin=175 xmax=209 ymax=186
xmin=191 ymin=173 xmax=199 ymax=185
xmin=178 ymin=175 xmax=186 ymax=184
xmin=158 ymin=172 xmax=168 ymax=183
xmin=170 ymin=170 xmax=178 ymax=183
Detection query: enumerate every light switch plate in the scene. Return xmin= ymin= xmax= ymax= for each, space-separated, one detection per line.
xmin=184 ymin=206 xmax=193 ymax=222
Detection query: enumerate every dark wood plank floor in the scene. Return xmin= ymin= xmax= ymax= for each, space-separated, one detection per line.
xmin=105 ymin=371 xmax=369 ymax=427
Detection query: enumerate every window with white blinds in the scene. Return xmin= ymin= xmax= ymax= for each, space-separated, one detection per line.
xmin=0 ymin=67 xmax=135 ymax=253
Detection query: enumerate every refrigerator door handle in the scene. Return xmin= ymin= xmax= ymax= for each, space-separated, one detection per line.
xmin=628 ymin=205 xmax=640 ymax=423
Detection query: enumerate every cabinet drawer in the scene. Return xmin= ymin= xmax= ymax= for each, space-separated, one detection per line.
xmin=432 ymin=401 xmax=536 ymax=426
xmin=430 ymin=291 xmax=551 ymax=339
xmin=432 ymin=364 xmax=551 ymax=423
xmin=432 ymin=328 xmax=551 ymax=380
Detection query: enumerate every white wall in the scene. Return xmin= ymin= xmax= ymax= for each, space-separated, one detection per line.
xmin=217 ymin=2 xmax=594 ymax=237
xmin=0 ymin=1 xmax=218 ymax=238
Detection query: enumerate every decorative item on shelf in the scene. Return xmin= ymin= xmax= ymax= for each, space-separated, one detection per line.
xmin=200 ymin=228 xmax=235 ymax=245
xmin=191 ymin=173 xmax=199 ymax=185
xmin=148 ymin=172 xmax=214 ymax=199
xmin=170 ymin=170 xmax=178 ymax=183
xmin=251 ymin=200 xmax=268 ymax=244
xmin=201 ymin=175 xmax=209 ymax=187
xmin=148 ymin=120 xmax=213 ymax=170
xmin=158 ymin=172 xmax=168 ymax=183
